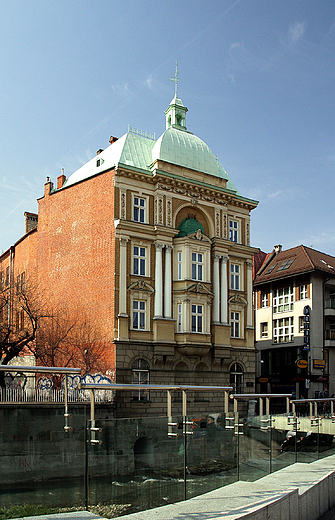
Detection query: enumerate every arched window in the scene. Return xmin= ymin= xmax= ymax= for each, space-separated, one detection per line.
xmin=230 ymin=363 xmax=244 ymax=394
xmin=131 ymin=359 xmax=150 ymax=401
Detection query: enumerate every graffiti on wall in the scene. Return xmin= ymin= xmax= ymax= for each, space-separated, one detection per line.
xmin=5 ymin=373 xmax=27 ymax=389
xmin=36 ymin=373 xmax=114 ymax=402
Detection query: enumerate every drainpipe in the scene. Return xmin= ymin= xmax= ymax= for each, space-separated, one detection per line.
xmin=8 ymin=246 xmax=15 ymax=326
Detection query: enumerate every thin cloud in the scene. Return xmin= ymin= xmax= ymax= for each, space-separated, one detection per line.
xmin=280 ymin=21 xmax=306 ymax=50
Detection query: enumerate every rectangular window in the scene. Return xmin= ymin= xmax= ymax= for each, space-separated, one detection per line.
xmin=273 ymin=287 xmax=294 ymax=313
xmin=133 ymin=300 xmax=146 ymax=330
xmin=273 ymin=317 xmax=294 ymax=343
xmin=229 ymin=220 xmax=238 ymax=242
xmin=192 ymin=253 xmax=203 ymax=281
xmin=231 ymin=312 xmax=240 ymax=338
xmin=231 ymin=264 xmax=240 ymax=290
xmin=133 ymin=246 xmax=146 ymax=276
xmin=177 ymin=303 xmax=182 ymax=332
xmin=261 ymin=293 xmax=269 ymax=308
xmin=178 ymin=252 xmax=182 ymax=280
xmin=299 ymin=284 xmax=308 ymax=300
xmin=191 ymin=304 xmax=203 ymax=332
xmin=299 ymin=316 xmax=305 ymax=333
xmin=261 ymin=322 xmax=268 ymax=338
xmin=133 ymin=196 xmax=146 ymax=223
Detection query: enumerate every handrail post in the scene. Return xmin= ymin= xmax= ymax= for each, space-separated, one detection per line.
xmin=234 ymin=397 xmax=238 ymax=413
xmin=314 ymin=401 xmax=317 ymax=417
xmin=167 ymin=390 xmax=172 ymax=417
xmin=182 ymin=390 xmax=187 ymax=417
xmin=266 ymin=397 xmax=270 ymax=416
xmin=286 ymin=397 xmax=290 ymax=414
xmin=259 ymin=397 xmax=263 ymax=416
xmin=63 ymin=375 xmax=73 ymax=432
xmin=224 ymin=390 xmax=229 ymax=413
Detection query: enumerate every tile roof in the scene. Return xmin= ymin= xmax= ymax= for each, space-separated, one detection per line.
xmin=254 ymin=245 xmax=335 ymax=285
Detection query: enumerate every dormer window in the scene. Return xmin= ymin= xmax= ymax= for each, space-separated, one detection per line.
xmin=96 ymin=158 xmax=104 ymax=167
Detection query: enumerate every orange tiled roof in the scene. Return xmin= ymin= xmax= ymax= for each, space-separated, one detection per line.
xmin=254 ymin=245 xmax=335 ymax=285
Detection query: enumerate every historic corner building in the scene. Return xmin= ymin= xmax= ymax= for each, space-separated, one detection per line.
xmin=254 ymin=244 xmax=335 ymax=399
xmin=1 ymin=92 xmax=259 ymax=416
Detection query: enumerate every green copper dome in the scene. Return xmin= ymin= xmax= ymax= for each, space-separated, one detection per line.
xmin=176 ymin=217 xmax=205 ymax=238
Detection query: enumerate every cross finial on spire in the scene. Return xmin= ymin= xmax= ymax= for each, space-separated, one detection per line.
xmin=170 ymin=61 xmax=179 ymax=97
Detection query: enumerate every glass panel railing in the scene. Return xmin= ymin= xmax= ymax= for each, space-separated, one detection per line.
xmin=86 ymin=416 xmax=184 ymax=516
xmin=239 ymin=415 xmax=271 ymax=481
xmin=185 ymin=413 xmax=237 ymax=500
xmin=0 ymin=405 xmax=85 ymax=510
xmin=2 ymin=406 xmax=335 ymax=515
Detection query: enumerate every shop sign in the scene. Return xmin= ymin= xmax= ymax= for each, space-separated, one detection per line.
xmin=303 ymin=305 xmax=310 ymax=351
xmin=296 ymin=359 xmax=308 ymax=369
xmin=313 ymin=359 xmax=325 ymax=369
xmin=258 ymin=377 xmax=269 ymax=383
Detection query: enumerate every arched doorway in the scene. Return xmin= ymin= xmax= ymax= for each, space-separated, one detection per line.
xmin=134 ymin=437 xmax=154 ymax=472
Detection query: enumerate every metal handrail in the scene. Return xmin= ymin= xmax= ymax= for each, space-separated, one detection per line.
xmin=230 ymin=393 xmax=292 ymax=415
xmin=0 ymin=365 xmax=81 ymax=431
xmin=79 ymin=382 xmax=233 ymax=425
xmin=291 ymin=397 xmax=335 ymax=417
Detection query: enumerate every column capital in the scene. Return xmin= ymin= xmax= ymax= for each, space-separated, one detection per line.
xmin=119 ymin=237 xmax=129 ymax=246
xmin=213 ymin=253 xmax=221 ymax=262
xmin=221 ymin=255 xmax=229 ymax=264
xmin=155 ymin=242 xmax=164 ymax=252
xmin=246 ymin=259 xmax=253 ymax=270
xmin=165 ymin=244 xmax=173 ymax=252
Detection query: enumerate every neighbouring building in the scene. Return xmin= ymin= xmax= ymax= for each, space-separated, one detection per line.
xmin=254 ymin=244 xmax=335 ymax=399
xmin=1 ymin=87 xmax=259 ymax=416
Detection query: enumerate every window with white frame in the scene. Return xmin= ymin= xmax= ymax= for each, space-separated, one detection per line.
xmin=260 ymin=322 xmax=268 ymax=338
xmin=192 ymin=253 xmax=203 ymax=281
xmin=231 ymin=311 xmax=240 ymax=338
xmin=261 ymin=292 xmax=269 ymax=308
xmin=177 ymin=303 xmax=182 ymax=332
xmin=231 ymin=264 xmax=240 ymax=290
xmin=133 ymin=196 xmax=147 ymax=223
xmin=299 ymin=316 xmax=305 ymax=333
xmin=133 ymin=246 xmax=146 ymax=276
xmin=191 ymin=304 xmax=203 ymax=332
xmin=273 ymin=287 xmax=294 ymax=313
xmin=299 ymin=284 xmax=308 ymax=300
xmin=273 ymin=317 xmax=294 ymax=343
xmin=229 ymin=220 xmax=239 ymax=242
xmin=131 ymin=359 xmax=149 ymax=401
xmin=177 ymin=252 xmax=182 ymax=280
xmin=132 ymin=300 xmax=146 ymax=330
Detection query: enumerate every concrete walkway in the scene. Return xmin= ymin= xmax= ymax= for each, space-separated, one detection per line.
xmin=115 ymin=454 xmax=335 ymax=520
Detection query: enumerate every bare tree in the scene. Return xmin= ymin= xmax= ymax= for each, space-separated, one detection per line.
xmin=0 ymin=274 xmax=47 ymax=388
xmin=0 ymin=273 xmax=110 ymax=389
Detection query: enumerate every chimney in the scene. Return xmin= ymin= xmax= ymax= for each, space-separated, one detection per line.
xmin=97 ymin=149 xmax=103 ymax=155
xmin=44 ymin=177 xmax=54 ymax=197
xmin=24 ymin=212 xmax=38 ymax=234
xmin=57 ymin=169 xmax=66 ymax=189
xmin=109 ymin=136 xmax=118 ymax=145
xmin=274 ymin=244 xmax=282 ymax=254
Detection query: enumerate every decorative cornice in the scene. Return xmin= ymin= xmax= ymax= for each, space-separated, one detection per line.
xmin=186 ymin=283 xmax=214 ymax=297
xmin=228 ymin=294 xmax=248 ymax=306
xmin=128 ymin=280 xmax=155 ymax=293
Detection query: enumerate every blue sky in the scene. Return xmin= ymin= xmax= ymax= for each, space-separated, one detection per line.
xmin=1 ymin=0 xmax=335 ymax=256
